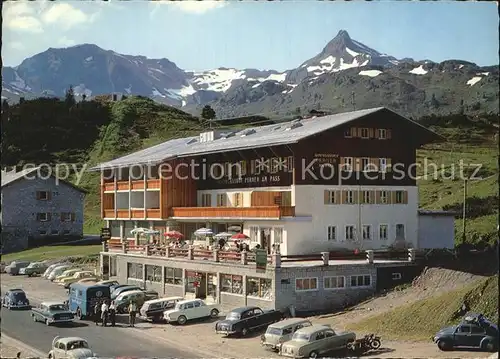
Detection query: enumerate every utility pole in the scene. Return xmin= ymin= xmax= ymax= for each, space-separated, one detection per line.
xmin=358 ymin=184 xmax=362 ymax=249
xmin=351 ymin=92 xmax=356 ymax=111
xmin=462 ymin=178 xmax=467 ymax=243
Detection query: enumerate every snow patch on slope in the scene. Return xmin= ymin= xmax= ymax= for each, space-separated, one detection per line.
xmin=346 ymin=48 xmax=360 ymax=57
xmin=466 ymin=77 xmax=482 ymax=86
xmin=359 ymin=70 xmax=382 ymax=77
xmin=409 ymin=65 xmax=428 ymax=75
xmin=192 ymin=68 xmax=245 ymax=92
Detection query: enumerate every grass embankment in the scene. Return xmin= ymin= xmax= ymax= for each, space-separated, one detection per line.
xmin=348 ymin=275 xmax=499 ymax=341
xmin=1 ymin=245 xmax=101 ymax=263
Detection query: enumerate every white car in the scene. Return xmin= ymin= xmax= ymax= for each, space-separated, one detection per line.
xmin=48 ymin=336 xmax=96 ymax=359
xmin=48 ymin=265 xmax=72 ymax=281
xmin=163 ymin=299 xmax=219 ymax=325
xmin=43 ymin=263 xmax=64 ymax=278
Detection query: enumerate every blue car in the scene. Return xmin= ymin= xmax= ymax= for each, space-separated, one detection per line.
xmin=2 ymin=289 xmax=30 ymax=309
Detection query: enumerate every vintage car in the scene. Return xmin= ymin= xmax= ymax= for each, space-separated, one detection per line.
xmin=279 ymin=325 xmax=356 ymax=358
xmin=5 ymin=261 xmax=30 ymax=275
xmin=43 ymin=263 xmax=63 ymax=278
xmin=261 ymin=318 xmax=313 ymax=351
xmin=163 ymin=299 xmax=220 ymax=325
xmin=115 ymin=290 xmax=159 ymax=313
xmin=54 ymin=268 xmax=82 ymax=283
xmin=31 ymin=301 xmax=75 ymax=325
xmin=2 ymin=289 xmax=30 ymax=309
xmin=215 ymin=306 xmax=283 ymax=337
xmin=19 ymin=261 xmax=48 ymax=276
xmin=47 ymin=265 xmax=72 ymax=281
xmin=48 ymin=336 xmax=96 ymax=359
xmin=140 ymin=296 xmax=183 ymax=322
xmin=59 ymin=271 xmax=97 ymax=288
xmin=110 ymin=285 xmax=143 ymax=300
xmin=433 ymin=312 xmax=498 ymax=352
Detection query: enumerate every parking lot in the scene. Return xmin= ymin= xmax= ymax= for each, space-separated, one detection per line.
xmin=0 ymin=274 xmax=492 ymax=358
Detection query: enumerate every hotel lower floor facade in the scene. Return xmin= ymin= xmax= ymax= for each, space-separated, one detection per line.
xmin=101 ymin=248 xmax=423 ymax=313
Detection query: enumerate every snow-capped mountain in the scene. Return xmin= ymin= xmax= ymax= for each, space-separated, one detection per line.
xmin=2 ymin=30 xmax=498 ymax=118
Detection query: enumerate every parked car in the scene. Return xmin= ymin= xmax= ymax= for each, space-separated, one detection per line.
xmin=115 ymin=290 xmax=156 ymax=314
xmin=2 ymin=289 xmax=30 ymax=309
xmin=48 ymin=336 xmax=96 ymax=359
xmin=5 ymin=261 xmax=30 ymax=275
xmin=433 ymin=313 xmax=498 ymax=352
xmin=43 ymin=263 xmax=65 ymax=278
xmin=59 ymin=271 xmax=96 ymax=288
xmin=96 ymin=280 xmax=119 ymax=287
xmin=54 ymin=268 xmax=82 ymax=283
xmin=48 ymin=265 xmax=72 ymax=281
xmin=164 ymin=299 xmax=220 ymax=325
xmin=1 ymin=262 xmax=7 ymax=273
xmin=261 ymin=318 xmax=313 ymax=351
xmin=110 ymin=285 xmax=142 ymax=300
xmin=20 ymin=262 xmax=48 ymax=277
xmin=109 ymin=283 xmax=128 ymax=293
xmin=31 ymin=301 xmax=75 ymax=326
xmin=140 ymin=297 xmax=183 ymax=322
xmin=77 ymin=278 xmax=98 ymax=285
xmin=279 ymin=325 xmax=356 ymax=358
xmin=215 ymin=306 xmax=283 ymax=337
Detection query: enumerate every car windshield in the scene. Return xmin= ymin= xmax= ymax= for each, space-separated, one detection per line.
xmin=67 ymin=341 xmax=89 ymax=350
xmin=49 ymin=304 xmax=66 ymax=311
xmin=11 ymin=292 xmax=26 ymax=300
xmin=292 ymin=333 xmax=310 ymax=341
xmin=226 ymin=312 xmax=241 ymax=320
xmin=266 ymin=327 xmax=282 ymax=335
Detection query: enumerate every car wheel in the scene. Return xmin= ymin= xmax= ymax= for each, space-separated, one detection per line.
xmin=76 ymin=308 xmax=82 ymax=320
xmin=210 ymin=309 xmax=219 ymax=318
xmin=177 ymin=315 xmax=187 ymax=325
xmin=371 ymin=338 xmax=381 ymax=349
xmin=241 ymin=328 xmax=249 ymax=337
xmin=309 ymin=351 xmax=319 ymax=358
xmin=437 ymin=339 xmax=451 ymax=351
xmin=482 ymin=340 xmax=496 ymax=352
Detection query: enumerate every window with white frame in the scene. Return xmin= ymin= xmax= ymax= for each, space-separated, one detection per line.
xmin=362 ymin=225 xmax=371 ymax=240
xmin=39 ymin=230 xmax=48 ymax=236
xmin=36 ymin=191 xmax=49 ymax=200
xmin=216 ymin=193 xmax=227 ymax=207
xmin=249 ymin=226 xmax=259 ymax=243
xmin=345 ymin=225 xmax=355 ymax=241
xmin=60 ymin=212 xmax=72 ymax=222
xmin=350 ymin=275 xmax=371 ymax=287
xmin=324 ymin=276 xmax=345 ymax=289
xmin=342 ymin=157 xmax=353 ymax=172
xmin=380 ymin=190 xmax=388 ymax=204
xmin=395 ymin=191 xmax=404 ymax=204
xmin=379 ymin=224 xmax=388 ymax=240
xmin=360 ymin=128 xmax=369 ymax=138
xmin=286 ymin=156 xmax=294 ymax=173
xmin=346 ymin=190 xmax=355 ymax=204
xmin=379 ymin=158 xmax=387 ymax=172
xmin=270 ymin=157 xmax=279 ymax=173
xmin=239 ymin=161 xmax=247 ymax=176
xmin=361 ymin=158 xmax=370 ymax=171
xmin=327 ymin=190 xmax=336 ymax=204
xmin=378 ymin=129 xmax=387 ymax=139
xmin=295 ymin=278 xmax=318 ymax=292
xmin=201 ymin=193 xmax=211 ymax=207
xmin=362 ymin=191 xmax=371 ymax=204
xmin=36 ymin=213 xmax=49 ymax=222
xmin=327 ymin=226 xmax=336 ymax=241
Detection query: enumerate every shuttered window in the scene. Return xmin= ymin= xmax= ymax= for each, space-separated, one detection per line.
xmin=216 ymin=194 xmax=227 ymax=207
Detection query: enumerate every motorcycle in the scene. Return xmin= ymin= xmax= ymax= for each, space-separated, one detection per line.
xmin=347 ymin=333 xmax=382 ymax=354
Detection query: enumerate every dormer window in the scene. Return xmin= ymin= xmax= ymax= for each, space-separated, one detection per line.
xmin=360 ymin=128 xmax=369 ymax=139
xmin=378 ymin=129 xmax=387 ymax=139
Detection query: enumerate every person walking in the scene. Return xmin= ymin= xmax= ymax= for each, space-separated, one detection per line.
xmin=101 ymin=300 xmax=109 ymax=327
xmin=94 ymin=301 xmax=101 ymax=326
xmin=109 ymin=300 xmax=116 ymax=327
xmin=128 ymin=300 xmax=137 ymax=327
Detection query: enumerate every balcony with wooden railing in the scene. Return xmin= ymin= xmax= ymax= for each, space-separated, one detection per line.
xmin=103 ymin=208 xmax=162 ymax=219
xmin=171 ymin=206 xmax=295 ymax=219
xmin=103 ymin=179 xmax=161 ymax=192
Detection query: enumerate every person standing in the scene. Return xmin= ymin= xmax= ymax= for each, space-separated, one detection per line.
xmin=94 ymin=301 xmax=101 ymax=326
xmin=109 ymin=300 xmax=116 ymax=327
xmin=101 ymin=300 xmax=109 ymax=327
xmin=128 ymin=300 xmax=137 ymax=327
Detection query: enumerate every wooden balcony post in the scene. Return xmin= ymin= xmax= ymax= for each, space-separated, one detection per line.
xmin=321 ymin=251 xmax=329 ymax=266
xmin=122 ymin=242 xmax=128 ymax=254
xmin=213 ymin=249 xmax=219 ymax=262
xmin=165 ymin=246 xmax=171 ymax=258
xmin=241 ymin=250 xmax=248 ymax=265
xmin=188 ymin=245 xmax=194 ymax=260
xmin=272 ymin=253 xmax=281 ymax=268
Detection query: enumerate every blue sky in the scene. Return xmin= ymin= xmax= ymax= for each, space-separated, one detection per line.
xmin=2 ymin=1 xmax=498 ymax=71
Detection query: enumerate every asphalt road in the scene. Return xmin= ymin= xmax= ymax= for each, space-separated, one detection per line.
xmin=1 ymin=307 xmax=194 ymax=358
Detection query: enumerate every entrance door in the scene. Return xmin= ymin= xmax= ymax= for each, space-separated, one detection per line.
xmin=261 ymin=228 xmax=272 ymax=254
xmin=196 ymin=273 xmax=207 ymax=299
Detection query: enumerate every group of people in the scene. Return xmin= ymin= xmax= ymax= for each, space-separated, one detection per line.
xmin=93 ymin=300 xmax=138 ymax=327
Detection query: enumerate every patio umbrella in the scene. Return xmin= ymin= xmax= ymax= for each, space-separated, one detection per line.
xmin=214 ymin=232 xmax=233 ymax=238
xmin=227 ymin=225 xmax=241 ymax=232
xmin=194 ymin=228 xmax=214 ymax=236
xmin=164 ymin=230 xmax=184 ymax=239
xmin=130 ymin=227 xmax=150 ymax=235
xmin=231 ymin=233 xmax=249 ymax=240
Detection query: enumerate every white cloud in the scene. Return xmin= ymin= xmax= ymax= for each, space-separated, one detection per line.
xmin=58 ymin=36 xmax=76 ymax=47
xmin=151 ymin=0 xmax=226 ymax=16
xmin=8 ymin=42 xmax=26 ymax=51
xmin=41 ymin=3 xmax=91 ymax=29
xmin=3 ymin=2 xmax=43 ymax=33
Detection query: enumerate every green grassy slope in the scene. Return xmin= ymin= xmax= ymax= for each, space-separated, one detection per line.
xmin=348 ymin=276 xmax=498 ymax=340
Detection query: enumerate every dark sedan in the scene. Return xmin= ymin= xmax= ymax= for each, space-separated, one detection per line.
xmin=215 ymin=306 xmax=283 ymax=337
xmin=2 ymin=289 xmax=30 ymax=309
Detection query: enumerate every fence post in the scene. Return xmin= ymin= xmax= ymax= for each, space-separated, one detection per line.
xmin=122 ymin=242 xmax=128 ymax=254
xmin=366 ymin=250 xmax=374 ymax=264
xmin=321 ymin=251 xmax=329 ymax=266
xmin=188 ymin=245 xmax=194 ymax=260
xmin=408 ymin=248 xmax=416 ymax=262
xmin=213 ymin=249 xmax=220 ymax=262
xmin=165 ymin=246 xmax=171 ymax=258
xmin=241 ymin=250 xmax=248 ymax=265
xmin=272 ymin=253 xmax=281 ymax=268
xmin=102 ymin=241 xmax=108 ymax=252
